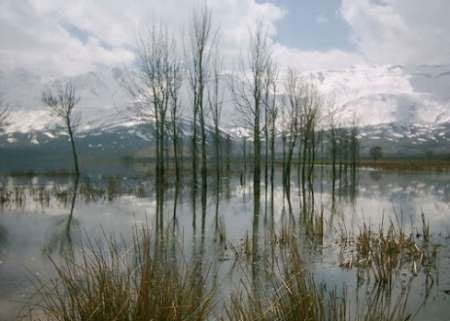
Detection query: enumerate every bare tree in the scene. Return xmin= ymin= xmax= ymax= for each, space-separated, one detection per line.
xmin=208 ymin=50 xmax=223 ymax=185
xmin=42 ymin=82 xmax=81 ymax=175
xmin=131 ymin=26 xmax=177 ymax=188
xmin=232 ymin=24 xmax=274 ymax=201
xmin=327 ymin=105 xmax=339 ymax=200
xmin=126 ymin=25 xmax=179 ymax=232
xmin=225 ymin=134 xmax=232 ymax=176
xmin=300 ymin=83 xmax=320 ymax=185
xmin=168 ymin=55 xmax=183 ymax=183
xmin=349 ymin=115 xmax=360 ymax=177
xmin=282 ymin=69 xmax=302 ymax=190
xmin=262 ymin=62 xmax=278 ymax=196
xmin=268 ymin=77 xmax=278 ymax=205
xmin=241 ymin=135 xmax=248 ymax=185
xmin=188 ymin=4 xmax=213 ymax=190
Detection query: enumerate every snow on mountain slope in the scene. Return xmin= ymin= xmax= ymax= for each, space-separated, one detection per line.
xmin=0 ymin=66 xmax=130 ymax=134
xmin=305 ymin=64 xmax=450 ymax=126
xmin=1 ymin=64 xmax=450 ymax=152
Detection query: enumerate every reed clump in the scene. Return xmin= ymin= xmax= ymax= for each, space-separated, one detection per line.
xmin=230 ymin=232 xmax=254 ymax=261
xmin=224 ymin=241 xmax=348 ymax=321
xmin=29 ymin=226 xmax=214 ymax=321
xmin=268 ymin=221 xmax=296 ymax=247
xmin=339 ymin=219 xmax=438 ymax=285
xmin=224 ymin=240 xmax=414 ymax=321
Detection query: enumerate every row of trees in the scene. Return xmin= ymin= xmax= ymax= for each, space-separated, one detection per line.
xmin=9 ymin=5 xmax=361 ymax=204
xmin=124 ymin=6 xmax=224 ymax=194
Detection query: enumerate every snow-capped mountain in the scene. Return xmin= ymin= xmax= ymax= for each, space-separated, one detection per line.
xmin=1 ymin=64 xmax=450 ymax=159
xmin=306 ymin=64 xmax=450 ymax=127
xmin=0 ymin=66 xmax=129 ymax=134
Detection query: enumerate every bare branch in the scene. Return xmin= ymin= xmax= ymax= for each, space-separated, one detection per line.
xmin=42 ymin=81 xmax=81 ymax=130
xmin=41 ymin=81 xmax=81 ymax=175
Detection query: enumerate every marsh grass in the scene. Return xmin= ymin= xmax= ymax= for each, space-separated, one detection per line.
xmin=28 ymin=226 xmax=214 ymax=321
xmin=224 ymin=239 xmax=375 ymax=321
xmin=223 ymin=241 xmax=348 ymax=321
xmin=0 ymin=187 xmax=26 ymax=209
xmin=224 ymin=239 xmax=415 ymax=321
xmin=24 ymin=220 xmax=420 ymax=321
xmin=214 ymin=216 xmax=227 ymax=245
xmin=230 ymin=232 xmax=254 ymax=261
xmin=356 ymin=287 xmax=412 ymax=321
xmin=339 ymin=217 xmax=438 ymax=285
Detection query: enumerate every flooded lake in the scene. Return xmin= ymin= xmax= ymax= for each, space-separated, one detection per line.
xmin=1 ymin=167 xmax=450 ymax=320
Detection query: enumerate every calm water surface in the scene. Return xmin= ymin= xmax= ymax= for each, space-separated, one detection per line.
xmin=1 ymin=168 xmax=450 ymax=320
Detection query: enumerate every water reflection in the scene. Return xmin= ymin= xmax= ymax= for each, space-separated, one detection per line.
xmin=0 ymin=168 xmax=449 ymax=320
xmin=0 ymin=223 xmax=7 ymax=258
xmin=43 ymin=175 xmax=80 ymax=256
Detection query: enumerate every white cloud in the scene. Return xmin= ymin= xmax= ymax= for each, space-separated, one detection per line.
xmin=1 ymin=0 xmax=448 ymax=77
xmin=274 ymin=44 xmax=365 ymax=72
xmin=341 ymin=0 xmax=450 ymax=65
xmin=278 ymin=0 xmax=450 ymax=71
xmin=0 ymin=0 xmax=285 ymax=76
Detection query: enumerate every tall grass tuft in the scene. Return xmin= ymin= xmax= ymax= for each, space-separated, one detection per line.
xmin=339 ymin=218 xmax=437 ymax=285
xmin=223 ymin=241 xmax=348 ymax=321
xmin=29 ymin=226 xmax=214 ymax=321
xmin=223 ymin=239 xmax=413 ymax=321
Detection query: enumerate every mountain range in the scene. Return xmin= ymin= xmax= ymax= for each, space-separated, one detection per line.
xmin=1 ymin=64 xmax=450 ymax=167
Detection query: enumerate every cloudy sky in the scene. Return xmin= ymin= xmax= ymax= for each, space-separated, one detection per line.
xmin=0 ymin=0 xmax=449 ymax=77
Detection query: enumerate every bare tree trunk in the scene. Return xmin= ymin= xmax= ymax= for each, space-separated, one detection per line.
xmin=285 ymin=134 xmax=297 ymax=189
xmin=208 ymin=53 xmax=223 ymax=187
xmin=254 ymin=99 xmax=261 ymax=198
xmin=226 ymin=134 xmax=231 ymax=176
xmin=232 ymin=25 xmax=275 ymax=235
xmin=127 ymin=26 xmax=177 ymax=231
xmin=264 ymin=101 xmax=269 ymax=192
xmin=192 ymin=108 xmax=198 ymax=188
xmin=330 ymin=125 xmax=337 ymax=204
xmin=169 ymin=62 xmax=182 ymax=183
xmin=200 ymin=100 xmax=207 ymax=191
xmin=270 ymin=111 xmax=276 ymax=206
xmin=241 ymin=137 xmax=247 ymax=185
xmin=188 ymin=5 xmax=213 ymax=193
xmin=173 ymin=123 xmax=180 ymax=182
xmin=67 ymin=119 xmax=80 ymax=176
xmin=214 ymin=124 xmax=220 ymax=182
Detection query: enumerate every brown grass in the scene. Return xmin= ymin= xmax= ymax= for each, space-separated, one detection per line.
xmin=223 ymin=239 xmax=413 ymax=321
xmin=223 ymin=241 xmax=347 ymax=321
xmin=339 ymin=218 xmax=438 ymax=285
xmin=28 ymin=226 xmax=214 ymax=321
